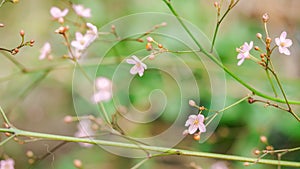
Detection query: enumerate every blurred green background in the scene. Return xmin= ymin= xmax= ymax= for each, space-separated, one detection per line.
xmin=0 ymin=0 xmax=299 ymax=169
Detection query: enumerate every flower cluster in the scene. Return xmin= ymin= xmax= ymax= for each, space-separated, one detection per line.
xmin=45 ymin=4 xmax=97 ymax=60
xmin=92 ymin=77 xmax=113 ymax=103
xmin=236 ymin=31 xmax=292 ymax=66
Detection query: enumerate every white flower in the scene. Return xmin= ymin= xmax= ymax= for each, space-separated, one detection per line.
xmin=39 ymin=42 xmax=52 ymax=60
xmin=71 ymin=32 xmax=89 ymax=50
xmin=50 ymin=6 xmax=68 ymax=23
xmin=126 ymin=55 xmax=147 ymax=77
xmin=74 ymin=119 xmax=95 ymax=147
xmin=0 ymin=158 xmax=15 ymax=169
xmin=92 ymin=77 xmax=113 ymax=103
xmin=185 ymin=114 xmax=206 ymax=134
xmin=73 ymin=4 xmax=91 ymax=18
xmin=236 ymin=41 xmax=253 ymax=66
xmin=275 ymin=31 xmax=293 ymax=55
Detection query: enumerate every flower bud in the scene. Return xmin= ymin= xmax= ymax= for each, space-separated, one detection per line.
xmin=243 ymin=162 xmax=250 ymax=166
xmin=146 ymin=43 xmax=153 ymax=51
xmin=214 ymin=2 xmax=219 ymax=8
xmin=253 ymin=149 xmax=261 ymax=155
xmin=254 ymin=46 xmax=260 ymax=51
xmin=136 ymin=38 xmax=144 ymax=43
xmin=148 ymin=54 xmax=155 ymax=60
xmin=199 ymin=106 xmax=205 ymax=111
xmin=262 ymin=13 xmax=269 ymax=22
xmin=158 ymin=44 xmax=163 ymax=48
xmin=20 ymin=30 xmax=25 ymax=37
xmin=73 ymin=159 xmax=82 ymax=168
xmin=0 ymin=23 xmax=4 ymax=27
xmin=193 ymin=132 xmax=201 ymax=141
xmin=248 ymin=97 xmax=255 ymax=104
xmin=189 ymin=100 xmax=196 ymax=106
xmin=64 ymin=115 xmax=73 ymax=123
xmin=260 ymin=135 xmax=268 ymax=144
xmin=147 ymin=37 xmax=154 ymax=43
xmin=256 ymin=33 xmax=262 ymax=39
xmin=26 ymin=150 xmax=34 ymax=158
xmin=266 ymin=37 xmax=272 ymax=43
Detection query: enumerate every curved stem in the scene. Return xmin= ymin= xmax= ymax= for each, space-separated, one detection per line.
xmin=162 ymin=0 xmax=300 ymax=106
xmin=0 ymin=127 xmax=299 ymax=167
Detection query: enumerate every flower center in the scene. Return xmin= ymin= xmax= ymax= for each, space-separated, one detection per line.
xmin=193 ymin=119 xmax=199 ymax=125
xmin=280 ymin=42 xmax=286 ymax=47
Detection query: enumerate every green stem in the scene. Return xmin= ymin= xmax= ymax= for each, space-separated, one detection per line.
xmin=0 ymin=127 xmax=299 ymax=167
xmin=0 ymin=134 xmax=14 ymax=146
xmin=265 ymin=69 xmax=278 ymax=97
xmin=131 ymin=158 xmax=149 ymax=169
xmin=206 ymin=95 xmax=249 ymax=126
xmin=1 ymin=51 xmax=27 ymax=72
xmin=162 ymin=0 xmax=300 ymax=106
xmin=210 ymin=0 xmax=239 ymax=52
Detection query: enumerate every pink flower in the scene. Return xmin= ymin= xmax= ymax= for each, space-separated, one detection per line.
xmin=185 ymin=114 xmax=206 ymax=134
xmin=74 ymin=119 xmax=95 ymax=147
xmin=275 ymin=31 xmax=293 ymax=55
xmin=126 ymin=55 xmax=147 ymax=77
xmin=92 ymin=77 xmax=112 ymax=103
xmin=73 ymin=4 xmax=91 ymax=18
xmin=39 ymin=42 xmax=52 ymax=60
xmin=236 ymin=41 xmax=253 ymax=66
xmin=50 ymin=7 xmax=68 ymax=23
xmin=71 ymin=23 xmax=98 ymax=51
xmin=0 ymin=158 xmax=15 ymax=169
xmin=71 ymin=32 xmax=89 ymax=50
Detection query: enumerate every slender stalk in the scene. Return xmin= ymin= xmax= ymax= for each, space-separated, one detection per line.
xmin=210 ymin=0 xmax=240 ymax=52
xmin=265 ymin=69 xmax=278 ymax=97
xmin=206 ymin=95 xmax=249 ymax=126
xmin=0 ymin=134 xmax=14 ymax=146
xmin=0 ymin=127 xmax=299 ymax=167
xmin=131 ymin=158 xmax=149 ymax=169
xmin=161 ymin=0 xmax=300 ymax=107
xmin=1 ymin=51 xmax=27 ymax=72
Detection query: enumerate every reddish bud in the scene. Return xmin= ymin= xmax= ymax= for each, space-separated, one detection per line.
xmin=158 ymin=44 xmax=163 ymax=48
xmin=20 ymin=30 xmax=25 ymax=37
xmin=254 ymin=46 xmax=260 ymax=51
xmin=12 ymin=48 xmax=19 ymax=55
xmin=73 ymin=159 xmax=82 ymax=168
xmin=248 ymin=97 xmax=255 ymax=104
xmin=253 ymin=149 xmax=261 ymax=155
xmin=146 ymin=43 xmax=153 ymax=51
xmin=260 ymin=136 xmax=268 ymax=144
xmin=193 ymin=132 xmax=201 ymax=141
xmin=0 ymin=23 xmax=4 ymax=27
xmin=266 ymin=37 xmax=272 ymax=43
xmin=136 ymin=38 xmax=144 ymax=43
xmin=64 ymin=116 xmax=73 ymax=123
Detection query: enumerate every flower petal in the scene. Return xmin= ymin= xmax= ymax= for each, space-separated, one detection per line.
xmin=237 ymin=58 xmax=245 ymax=66
xmin=284 ymin=39 xmax=293 ymax=47
xmin=198 ymin=123 xmax=206 ymax=133
xmin=282 ymin=48 xmax=291 ymax=55
xmin=188 ymin=125 xmax=198 ymax=134
xmin=126 ymin=58 xmax=136 ymax=64
xmin=275 ymin=38 xmax=280 ymax=46
xmin=130 ymin=65 xmax=138 ymax=75
xmin=280 ymin=31 xmax=287 ymax=41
